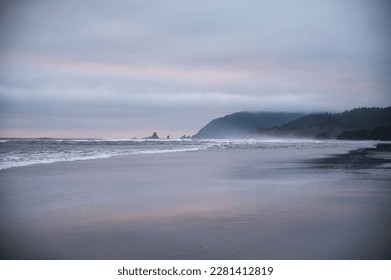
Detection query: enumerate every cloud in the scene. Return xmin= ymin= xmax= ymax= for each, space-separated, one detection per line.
xmin=0 ymin=0 xmax=390 ymax=137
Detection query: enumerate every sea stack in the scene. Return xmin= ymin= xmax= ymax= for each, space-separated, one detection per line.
xmin=150 ymin=132 xmax=159 ymax=139
xmin=144 ymin=132 xmax=159 ymax=139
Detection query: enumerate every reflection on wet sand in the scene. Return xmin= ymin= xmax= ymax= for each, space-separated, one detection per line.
xmin=305 ymin=143 xmax=391 ymax=169
xmin=1 ymin=145 xmax=390 ymax=259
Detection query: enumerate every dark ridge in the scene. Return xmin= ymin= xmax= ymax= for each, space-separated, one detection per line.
xmin=281 ymin=107 xmax=391 ymax=130
xmin=193 ymin=106 xmax=391 ymax=140
xmin=277 ymin=106 xmax=391 ymax=140
xmin=193 ymin=111 xmax=305 ymax=138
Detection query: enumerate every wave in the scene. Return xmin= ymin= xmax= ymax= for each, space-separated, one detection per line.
xmin=0 ymin=154 xmax=113 ymax=170
xmin=0 ymin=138 xmax=382 ymax=171
xmin=55 ymin=137 xmax=189 ymax=141
xmin=0 ymin=146 xmax=206 ymax=171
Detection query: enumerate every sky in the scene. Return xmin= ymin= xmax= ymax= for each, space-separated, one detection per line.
xmin=0 ymin=0 xmax=390 ymax=138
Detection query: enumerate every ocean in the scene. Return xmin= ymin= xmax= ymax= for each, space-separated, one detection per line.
xmin=0 ymin=138 xmax=380 ymax=171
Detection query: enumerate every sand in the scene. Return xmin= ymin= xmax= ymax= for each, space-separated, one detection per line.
xmin=0 ymin=144 xmax=390 ymax=259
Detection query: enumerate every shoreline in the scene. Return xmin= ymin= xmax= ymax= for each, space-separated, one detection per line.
xmin=0 ymin=138 xmax=391 ymax=172
xmin=305 ymin=143 xmax=391 ymax=169
xmin=1 ymin=144 xmax=390 ymax=259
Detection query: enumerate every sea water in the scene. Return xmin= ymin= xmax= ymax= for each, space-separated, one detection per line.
xmin=0 ymin=137 xmax=379 ymax=170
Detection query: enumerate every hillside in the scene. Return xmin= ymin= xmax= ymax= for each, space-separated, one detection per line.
xmin=193 ymin=107 xmax=391 ymax=140
xmin=192 ymin=112 xmax=304 ymax=138
xmin=276 ymin=107 xmax=391 ymax=140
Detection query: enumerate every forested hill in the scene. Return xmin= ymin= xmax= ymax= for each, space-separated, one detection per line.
xmin=193 ymin=107 xmax=391 ymax=140
xmin=276 ymin=107 xmax=391 ymax=140
xmin=193 ymin=112 xmax=304 ymax=138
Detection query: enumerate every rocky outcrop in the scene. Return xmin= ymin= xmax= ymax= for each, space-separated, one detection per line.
xmin=145 ymin=132 xmax=159 ymax=139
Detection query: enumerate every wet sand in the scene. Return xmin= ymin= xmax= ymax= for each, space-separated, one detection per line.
xmin=0 ymin=144 xmax=390 ymax=259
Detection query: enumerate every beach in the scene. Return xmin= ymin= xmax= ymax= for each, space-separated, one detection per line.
xmin=0 ymin=143 xmax=390 ymax=259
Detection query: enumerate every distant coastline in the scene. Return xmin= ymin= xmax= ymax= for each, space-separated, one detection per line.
xmin=193 ymin=106 xmax=391 ymax=140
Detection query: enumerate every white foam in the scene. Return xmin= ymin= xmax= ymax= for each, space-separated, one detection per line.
xmin=131 ymin=147 xmax=205 ymax=155
xmin=0 ymin=139 xmax=381 ymax=171
xmin=0 ymin=146 xmax=206 ymax=171
xmin=0 ymin=154 xmax=113 ymax=170
xmin=52 ymin=138 xmax=189 ymax=143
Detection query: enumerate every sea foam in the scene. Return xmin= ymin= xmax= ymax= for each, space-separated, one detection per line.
xmin=0 ymin=138 xmax=379 ymax=170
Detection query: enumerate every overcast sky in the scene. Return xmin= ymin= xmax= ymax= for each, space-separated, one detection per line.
xmin=0 ymin=0 xmax=390 ymax=138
